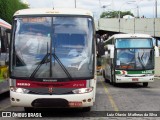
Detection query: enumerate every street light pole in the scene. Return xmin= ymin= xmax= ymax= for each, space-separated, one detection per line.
xmin=75 ymin=0 xmax=76 ymax=8
xmin=126 ymin=1 xmax=140 ymax=18
xmin=118 ymin=1 xmax=136 ymax=19
xmin=146 ymin=0 xmax=157 ymax=18
xmin=136 ymin=5 xmax=139 ymax=18
xmin=118 ymin=1 xmax=137 ymax=32
xmin=155 ymin=0 xmax=157 ymax=18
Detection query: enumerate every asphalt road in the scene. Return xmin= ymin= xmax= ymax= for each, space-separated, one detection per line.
xmin=0 ymin=76 xmax=160 ymax=120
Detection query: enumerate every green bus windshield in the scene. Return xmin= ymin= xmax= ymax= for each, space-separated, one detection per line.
xmin=116 ymin=38 xmax=153 ymax=48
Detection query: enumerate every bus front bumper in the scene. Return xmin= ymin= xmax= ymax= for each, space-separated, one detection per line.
xmin=115 ymin=75 xmax=154 ymax=83
xmin=10 ymin=90 xmax=94 ymax=108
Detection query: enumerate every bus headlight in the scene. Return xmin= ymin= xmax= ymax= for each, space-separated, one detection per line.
xmin=10 ymin=87 xmax=29 ymax=94
xmin=72 ymin=87 xmax=93 ymax=94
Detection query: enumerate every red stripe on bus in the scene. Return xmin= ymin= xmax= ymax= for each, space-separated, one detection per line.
xmin=16 ymin=79 xmax=87 ymax=88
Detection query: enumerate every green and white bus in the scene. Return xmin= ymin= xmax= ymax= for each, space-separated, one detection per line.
xmin=101 ymin=34 xmax=159 ymax=87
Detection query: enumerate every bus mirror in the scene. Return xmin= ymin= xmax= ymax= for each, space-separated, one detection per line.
xmin=107 ymin=45 xmax=114 ymax=50
xmin=155 ymin=46 xmax=159 ymax=57
xmin=107 ymin=45 xmax=114 ymax=58
xmin=110 ymin=48 xmax=114 ymax=58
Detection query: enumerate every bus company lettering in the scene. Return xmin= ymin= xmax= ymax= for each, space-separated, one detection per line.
xmin=17 ymin=83 xmax=30 ymax=87
xmin=142 ymin=70 xmax=153 ymax=74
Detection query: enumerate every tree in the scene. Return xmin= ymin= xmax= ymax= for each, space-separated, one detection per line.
xmin=0 ymin=0 xmax=29 ymax=24
xmin=100 ymin=11 xmax=134 ymax=18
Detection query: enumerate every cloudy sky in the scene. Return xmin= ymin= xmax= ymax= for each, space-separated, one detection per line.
xmin=23 ymin=0 xmax=160 ymax=18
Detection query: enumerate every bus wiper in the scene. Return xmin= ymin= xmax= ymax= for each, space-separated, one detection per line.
xmin=30 ymin=42 xmax=50 ymax=78
xmin=30 ymin=53 xmax=50 ymax=78
xmin=138 ymin=52 xmax=146 ymax=70
xmin=29 ymin=52 xmax=73 ymax=80
xmin=52 ymin=53 xmax=73 ymax=80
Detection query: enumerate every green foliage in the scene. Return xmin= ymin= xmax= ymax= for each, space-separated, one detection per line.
xmin=100 ymin=11 xmax=134 ymax=18
xmin=0 ymin=0 xmax=29 ymax=24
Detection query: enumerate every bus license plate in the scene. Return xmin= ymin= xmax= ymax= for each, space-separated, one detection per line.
xmin=69 ymin=102 xmax=82 ymax=107
xmin=132 ymin=78 xmax=139 ymax=81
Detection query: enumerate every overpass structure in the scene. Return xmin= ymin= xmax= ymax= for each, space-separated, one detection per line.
xmin=96 ymin=18 xmax=160 ymax=38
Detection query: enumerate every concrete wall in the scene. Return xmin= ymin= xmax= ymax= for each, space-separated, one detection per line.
xmin=98 ymin=18 xmax=160 ymax=37
xmin=99 ymin=18 xmax=119 ymax=32
xmin=155 ymin=57 xmax=160 ymax=76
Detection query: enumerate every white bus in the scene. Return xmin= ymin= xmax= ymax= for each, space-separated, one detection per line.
xmin=0 ymin=19 xmax=11 ymax=94
xmin=101 ymin=34 xmax=159 ymax=87
xmin=9 ymin=8 xmax=97 ymax=112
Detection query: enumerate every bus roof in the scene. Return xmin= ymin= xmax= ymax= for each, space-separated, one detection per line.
xmin=109 ymin=33 xmax=152 ymax=39
xmin=0 ymin=19 xmax=11 ymax=29
xmin=104 ymin=33 xmax=153 ymax=43
xmin=14 ymin=8 xmax=93 ymax=17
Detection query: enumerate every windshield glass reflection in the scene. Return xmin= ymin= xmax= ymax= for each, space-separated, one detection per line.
xmin=12 ymin=17 xmax=94 ymax=79
xmin=116 ymin=49 xmax=154 ymax=70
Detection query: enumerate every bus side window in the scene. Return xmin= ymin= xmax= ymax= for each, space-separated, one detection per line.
xmin=0 ymin=29 xmax=9 ymax=53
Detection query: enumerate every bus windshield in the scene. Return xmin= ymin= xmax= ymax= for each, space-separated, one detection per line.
xmin=11 ymin=16 xmax=94 ymax=80
xmin=116 ymin=38 xmax=152 ymax=48
xmin=116 ymin=49 xmax=154 ymax=70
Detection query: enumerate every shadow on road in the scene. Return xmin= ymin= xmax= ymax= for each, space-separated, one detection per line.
xmin=113 ymin=83 xmax=146 ymax=88
xmin=101 ymin=80 xmax=150 ymax=89
xmin=0 ymin=91 xmax=9 ymax=101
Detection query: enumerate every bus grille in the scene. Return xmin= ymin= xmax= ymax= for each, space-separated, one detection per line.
xmin=32 ymin=98 xmax=69 ymax=108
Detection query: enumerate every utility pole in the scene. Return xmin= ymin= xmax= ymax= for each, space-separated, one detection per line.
xmin=75 ymin=0 xmax=76 ymax=8
xmin=155 ymin=0 xmax=157 ymax=18
xmin=137 ymin=5 xmax=139 ymax=18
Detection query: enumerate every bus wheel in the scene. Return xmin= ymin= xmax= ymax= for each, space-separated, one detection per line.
xmin=24 ymin=107 xmax=34 ymax=112
xmin=105 ymin=79 xmax=110 ymax=83
xmin=82 ymin=107 xmax=91 ymax=112
xmin=143 ymin=82 xmax=148 ymax=87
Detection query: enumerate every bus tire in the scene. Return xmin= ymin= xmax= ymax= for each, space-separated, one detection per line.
xmin=105 ymin=78 xmax=110 ymax=83
xmin=103 ymin=70 xmax=110 ymax=83
xmin=143 ymin=82 xmax=148 ymax=87
xmin=24 ymin=107 xmax=34 ymax=112
xmin=82 ymin=107 xmax=91 ymax=112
